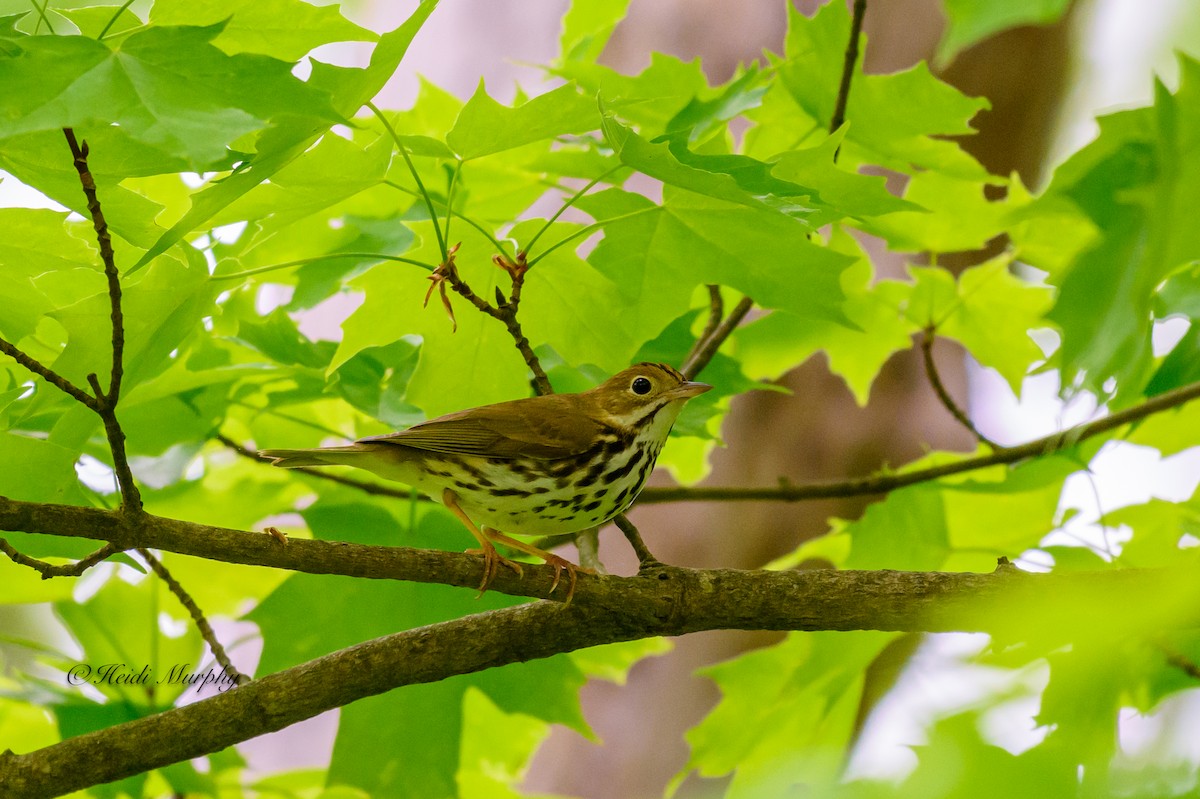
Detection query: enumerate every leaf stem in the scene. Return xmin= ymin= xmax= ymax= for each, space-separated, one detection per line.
xmin=210 ymin=252 xmax=436 ymax=282
xmin=381 ymin=179 xmax=511 ymax=257
xmin=367 ymin=102 xmax=448 ymax=262
xmin=523 ymin=165 xmax=622 ymax=257
xmin=526 ymin=206 xmax=657 ymax=268
xmin=443 ymin=159 xmax=463 ymax=246
xmin=31 ymin=0 xmax=56 ymax=35
xmin=96 ymin=0 xmax=136 ymax=39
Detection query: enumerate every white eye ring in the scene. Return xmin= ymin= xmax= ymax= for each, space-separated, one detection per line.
xmin=631 ymin=376 xmax=653 ymax=395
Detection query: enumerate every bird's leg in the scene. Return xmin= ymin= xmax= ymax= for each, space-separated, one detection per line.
xmin=441 ymin=488 xmax=522 ymax=596
xmin=483 ymin=528 xmax=595 ymax=603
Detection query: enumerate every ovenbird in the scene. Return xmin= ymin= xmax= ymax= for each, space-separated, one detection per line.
xmin=259 ymin=362 xmax=711 ymax=598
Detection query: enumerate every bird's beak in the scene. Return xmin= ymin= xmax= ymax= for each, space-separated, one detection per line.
xmin=671 ymin=381 xmax=712 ymax=399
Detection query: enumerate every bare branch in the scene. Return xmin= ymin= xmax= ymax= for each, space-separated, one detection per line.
xmin=681 ymin=295 xmax=754 ymax=380
xmin=63 ymin=129 xmax=124 ymax=404
xmin=62 ymin=129 xmax=142 ymax=513
xmin=0 ymin=539 xmax=118 ymax=577
xmin=830 ymin=0 xmax=868 ymax=145
xmin=0 ymin=338 xmax=98 ymax=409
xmin=920 ymin=327 xmax=1003 ymax=449
xmin=637 ymin=377 xmax=1200 ymax=504
xmin=680 ymin=285 xmax=725 ymax=375
xmin=613 ymin=513 xmax=659 ymax=567
xmin=431 ymin=246 xmax=555 ymax=398
xmin=136 ymin=549 xmax=250 ymax=686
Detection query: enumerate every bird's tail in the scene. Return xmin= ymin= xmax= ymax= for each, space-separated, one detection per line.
xmin=257 ymin=445 xmax=375 ymax=469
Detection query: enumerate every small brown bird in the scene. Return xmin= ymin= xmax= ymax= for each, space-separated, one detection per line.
xmin=259 ymin=362 xmax=711 ymax=598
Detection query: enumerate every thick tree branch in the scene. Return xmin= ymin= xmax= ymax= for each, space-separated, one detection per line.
xmin=0 ymin=496 xmax=571 ymax=600
xmin=2 ymin=561 xmax=1198 ymax=798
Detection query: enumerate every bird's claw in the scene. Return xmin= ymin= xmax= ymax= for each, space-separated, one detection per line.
xmin=466 ymin=544 xmax=523 ymax=598
xmin=542 ymin=554 xmax=596 ymax=603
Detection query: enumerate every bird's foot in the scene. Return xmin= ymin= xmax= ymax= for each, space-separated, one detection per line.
xmin=485 ymin=529 xmax=595 ymax=603
xmin=465 ymin=541 xmax=523 ymax=597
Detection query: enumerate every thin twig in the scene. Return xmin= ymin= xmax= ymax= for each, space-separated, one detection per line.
xmin=614 ymin=514 xmax=660 ymax=567
xmin=637 ymin=376 xmax=1200 ymax=504
xmin=0 ymin=540 xmax=119 ymax=578
xmin=63 ymin=129 xmax=141 ymax=512
xmin=679 ymin=284 xmax=725 ymax=374
xmin=64 ymin=129 xmax=124 ymax=404
xmin=497 ymin=312 xmax=552 ymax=396
xmin=920 ymin=326 xmax=1002 ymax=449
xmin=0 ymin=338 xmax=98 ymax=409
xmin=830 ymin=0 xmax=867 ymax=158
xmin=137 ymin=549 xmax=250 ymax=686
xmin=1157 ymin=639 xmax=1200 ymax=681
xmin=433 ymin=249 xmax=555 ymax=396
xmin=681 ymin=295 xmax=754 ymax=379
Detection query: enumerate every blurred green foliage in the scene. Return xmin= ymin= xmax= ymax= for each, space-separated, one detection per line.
xmin=1 ymin=0 xmax=1198 ymax=796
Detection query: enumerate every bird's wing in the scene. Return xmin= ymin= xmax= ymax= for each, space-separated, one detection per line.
xmin=360 ymin=395 xmax=603 ymax=460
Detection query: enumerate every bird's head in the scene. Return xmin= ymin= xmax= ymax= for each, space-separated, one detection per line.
xmin=589 ymin=362 xmax=711 ymax=433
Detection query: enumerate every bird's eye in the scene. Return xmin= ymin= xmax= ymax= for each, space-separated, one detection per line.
xmin=631 ymin=376 xmax=653 ymax=395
